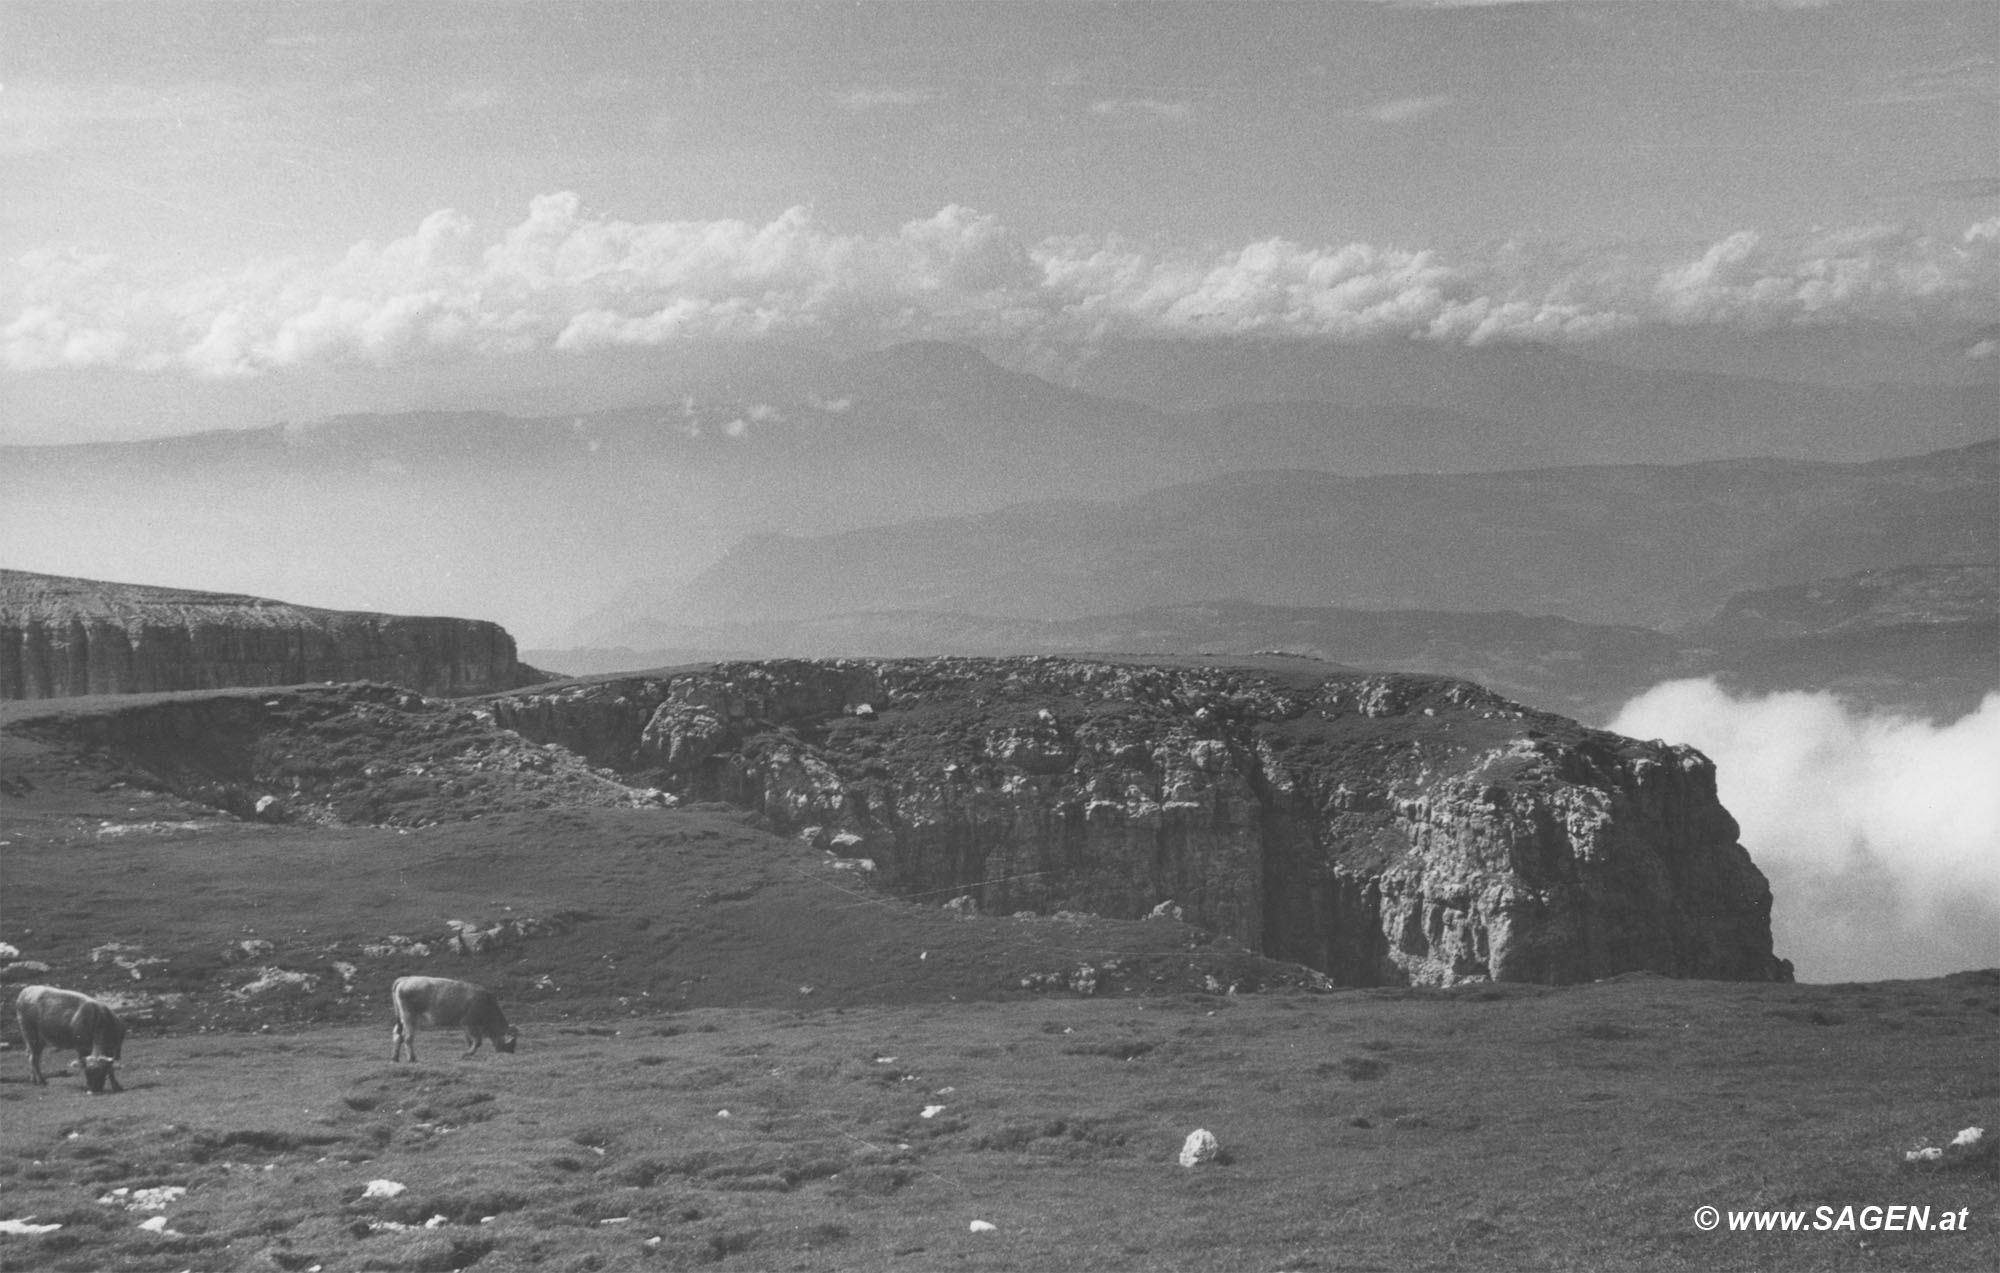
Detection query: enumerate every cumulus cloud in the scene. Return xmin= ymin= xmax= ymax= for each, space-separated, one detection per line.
xmin=1368 ymin=95 xmax=1451 ymax=124
xmin=1611 ymin=679 xmax=2000 ymax=983
xmin=6 ymin=195 xmax=1998 ymax=375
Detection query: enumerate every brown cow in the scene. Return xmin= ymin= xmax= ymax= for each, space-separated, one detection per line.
xmin=15 ymin=985 xmax=126 ymax=1094
xmin=390 ymin=976 xmax=517 ymax=1062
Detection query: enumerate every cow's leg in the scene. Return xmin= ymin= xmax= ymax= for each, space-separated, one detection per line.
xmin=392 ymin=1022 xmax=415 ymax=1063
xmin=462 ymin=1027 xmax=481 ymax=1058
xmin=25 ymin=1039 xmax=46 ymax=1085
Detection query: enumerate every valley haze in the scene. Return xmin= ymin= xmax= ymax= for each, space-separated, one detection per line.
xmin=4 ymin=0 xmax=1996 ymax=1018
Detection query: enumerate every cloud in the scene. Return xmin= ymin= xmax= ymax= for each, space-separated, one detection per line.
xmin=1610 ymin=679 xmax=2000 ymax=983
xmin=7 ymin=196 xmax=1998 ymax=375
xmin=836 ymin=87 xmax=938 ymax=111
xmin=1367 ymin=95 xmax=1451 ymax=124
xmin=1922 ymin=177 xmax=2000 ymax=202
xmin=1858 ymin=53 xmax=1997 ymax=107
xmin=443 ymin=87 xmax=504 ymax=113
xmin=1089 ymin=97 xmax=1194 ymax=123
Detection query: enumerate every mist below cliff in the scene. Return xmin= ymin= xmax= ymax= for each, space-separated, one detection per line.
xmin=1611 ymin=679 xmax=2000 ymax=984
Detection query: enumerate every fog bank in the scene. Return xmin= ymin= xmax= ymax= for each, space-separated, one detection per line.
xmin=1611 ymin=680 xmax=2000 ymax=984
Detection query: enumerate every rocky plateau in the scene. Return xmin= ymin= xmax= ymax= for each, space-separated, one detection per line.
xmin=2 ymin=653 xmax=1793 ymax=992
xmin=487 ymin=656 xmax=1792 ymax=988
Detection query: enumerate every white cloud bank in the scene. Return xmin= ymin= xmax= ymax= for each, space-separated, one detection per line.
xmin=1611 ymin=679 xmax=2000 ymax=984
xmin=6 ymin=194 xmax=1998 ymax=376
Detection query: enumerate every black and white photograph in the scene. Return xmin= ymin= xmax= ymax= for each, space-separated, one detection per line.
xmin=1 ymin=2 xmax=1994 ymax=1268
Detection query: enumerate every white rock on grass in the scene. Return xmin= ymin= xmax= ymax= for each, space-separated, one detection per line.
xmin=1178 ymin=1128 xmax=1221 ymax=1167
xmin=108 ymin=1186 xmax=186 ymax=1212
xmin=0 ymin=1219 xmax=62 ymax=1235
xmin=362 ymin=1179 xmax=407 ymax=1198
xmin=969 ymin=1220 xmax=998 ymax=1233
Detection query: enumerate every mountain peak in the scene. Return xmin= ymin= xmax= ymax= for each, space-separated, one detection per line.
xmin=836 ymin=341 xmax=1024 ymax=391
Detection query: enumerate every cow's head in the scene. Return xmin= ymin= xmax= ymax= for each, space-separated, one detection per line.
xmin=82 ymin=1053 xmax=117 ymax=1094
xmin=497 ymin=1030 xmax=518 ymax=1054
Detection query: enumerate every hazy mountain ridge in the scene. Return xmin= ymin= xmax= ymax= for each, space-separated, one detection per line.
xmin=534 ymin=563 xmax=1998 ymax=725
xmin=624 ymin=441 xmax=1997 ymax=636
xmin=7 ymin=341 xmax=1994 ymax=647
xmin=1057 ymin=337 xmax=1997 ymax=457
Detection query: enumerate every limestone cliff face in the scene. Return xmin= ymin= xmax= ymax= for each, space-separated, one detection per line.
xmin=491 ymin=657 xmax=1791 ymax=986
xmin=1 ymin=569 xmax=537 ymax=700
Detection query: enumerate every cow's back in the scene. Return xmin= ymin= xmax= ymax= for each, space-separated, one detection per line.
xmin=393 ymin=976 xmax=450 ymax=1025
xmin=17 ymin=985 xmax=82 ymax=1045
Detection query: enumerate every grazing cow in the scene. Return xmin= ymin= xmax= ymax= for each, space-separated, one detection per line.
xmin=390 ymin=976 xmax=517 ymax=1062
xmin=15 ymin=985 xmax=126 ymax=1094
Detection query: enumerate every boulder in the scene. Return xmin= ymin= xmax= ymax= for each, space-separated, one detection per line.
xmin=1179 ymin=1128 xmax=1221 ymax=1167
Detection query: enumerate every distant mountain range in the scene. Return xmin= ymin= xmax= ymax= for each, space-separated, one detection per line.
xmin=6 ymin=340 xmax=1993 ymax=661
xmin=595 ymin=440 xmax=1996 ymax=632
xmin=536 ymin=564 xmax=1998 ymax=725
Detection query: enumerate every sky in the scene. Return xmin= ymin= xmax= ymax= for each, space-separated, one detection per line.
xmin=3 ymin=0 xmax=1996 ymax=442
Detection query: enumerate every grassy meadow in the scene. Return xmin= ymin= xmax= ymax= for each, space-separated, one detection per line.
xmin=3 ymin=976 xmax=1995 ymax=1272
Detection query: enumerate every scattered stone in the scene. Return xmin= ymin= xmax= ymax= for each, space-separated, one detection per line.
xmin=89 ymin=942 xmax=165 ymax=979
xmin=0 ymin=1219 xmax=61 ymax=1235
xmin=1179 ymin=1128 xmax=1222 ymax=1167
xmin=944 ymin=895 xmax=978 ymax=916
xmin=232 ymin=967 xmax=318 ymax=998
xmin=1146 ymin=900 xmax=1184 ymax=922
xmin=224 ymin=939 xmax=276 ymax=963
xmin=969 ymin=1220 xmax=998 ymax=1234
xmin=921 ymin=1105 xmax=946 ymax=1119
xmin=0 ymin=943 xmax=19 ymax=960
xmin=96 ymin=1185 xmax=188 ymax=1212
xmin=1907 ymin=1125 xmax=1993 ymax=1171
xmin=362 ymin=1180 xmax=407 ymax=1199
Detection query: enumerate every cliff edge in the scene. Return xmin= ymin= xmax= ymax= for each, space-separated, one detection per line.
xmin=1 ymin=569 xmax=542 ymax=699
xmin=491 ymin=656 xmax=1792 ymax=987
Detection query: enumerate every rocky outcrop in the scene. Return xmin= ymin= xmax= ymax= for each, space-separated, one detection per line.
xmin=1 ymin=569 xmax=542 ymax=699
xmin=490 ymin=657 xmax=1792 ymax=987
